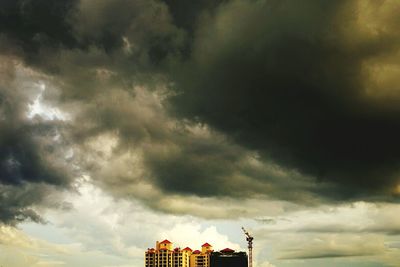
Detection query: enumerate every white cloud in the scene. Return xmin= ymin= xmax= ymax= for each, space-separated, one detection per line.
xmin=161 ymin=223 xmax=242 ymax=251
xmin=21 ymin=179 xmax=243 ymax=266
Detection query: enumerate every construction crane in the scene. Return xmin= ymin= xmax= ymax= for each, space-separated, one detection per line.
xmin=241 ymin=227 xmax=254 ymax=267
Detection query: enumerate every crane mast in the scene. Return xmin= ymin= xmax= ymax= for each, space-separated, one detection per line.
xmin=241 ymin=227 xmax=253 ymax=267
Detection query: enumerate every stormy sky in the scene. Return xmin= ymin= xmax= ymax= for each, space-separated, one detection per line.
xmin=1 ymin=0 xmax=400 ymax=266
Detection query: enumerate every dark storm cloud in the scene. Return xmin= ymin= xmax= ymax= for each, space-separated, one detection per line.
xmin=0 ymin=0 xmax=186 ymax=79
xmin=51 ymin=0 xmax=324 ymax=204
xmin=0 ymin=0 xmax=79 ymax=56
xmin=0 ymin=120 xmax=67 ymax=186
xmin=0 ymin=0 xmax=171 ymax=61
xmin=162 ymin=0 xmax=226 ymax=32
xmin=0 ymin=0 xmax=199 ymax=223
xmin=0 ymin=60 xmax=69 ymax=186
xmin=0 ymin=184 xmax=46 ymax=225
xmin=170 ymin=0 xmax=400 ymax=199
xmin=144 ymin=130 xmax=251 ymax=196
xmin=2 ymin=0 xmax=400 ymax=223
xmin=72 ymin=0 xmax=185 ymax=64
xmin=143 ymin=127 xmax=321 ymax=202
xmin=0 ymin=58 xmax=72 ymax=224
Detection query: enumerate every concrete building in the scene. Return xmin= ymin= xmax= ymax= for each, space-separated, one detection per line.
xmin=174 ymin=247 xmax=192 ymax=267
xmin=146 ymin=248 xmax=156 ymax=267
xmin=156 ymin=240 xmax=174 ymax=267
xmin=145 ymin=240 xmax=193 ymax=267
xmin=190 ymin=243 xmax=213 ymax=267
xmin=210 ymin=248 xmax=248 ymax=267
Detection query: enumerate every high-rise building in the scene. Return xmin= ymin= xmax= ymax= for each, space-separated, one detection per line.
xmin=174 ymin=247 xmax=192 ymax=267
xmin=146 ymin=240 xmax=193 ymax=267
xmin=156 ymin=240 xmax=174 ymax=267
xmin=210 ymin=248 xmax=248 ymax=267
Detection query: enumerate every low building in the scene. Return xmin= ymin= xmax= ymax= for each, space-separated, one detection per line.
xmin=210 ymin=248 xmax=248 ymax=267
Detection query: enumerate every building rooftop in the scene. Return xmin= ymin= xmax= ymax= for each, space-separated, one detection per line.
xmin=193 ymin=250 xmax=201 ymax=254
xmin=202 ymin=243 xmax=212 ymax=247
xmin=183 ymin=247 xmax=193 ymax=251
xmin=160 ymin=239 xmax=172 ymax=244
xmin=220 ymin=248 xmax=235 ymax=253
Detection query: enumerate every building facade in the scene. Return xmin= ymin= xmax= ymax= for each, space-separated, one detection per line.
xmin=190 ymin=243 xmax=213 ymax=267
xmin=174 ymin=247 xmax=192 ymax=267
xmin=146 ymin=240 xmax=194 ymax=267
xmin=210 ymin=248 xmax=248 ymax=267
xmin=156 ymin=240 xmax=173 ymax=267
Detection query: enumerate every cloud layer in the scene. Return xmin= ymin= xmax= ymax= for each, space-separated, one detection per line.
xmin=1 ymin=0 xmax=400 ymax=227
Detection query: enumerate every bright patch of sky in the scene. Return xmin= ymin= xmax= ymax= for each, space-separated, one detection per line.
xmin=27 ymin=82 xmax=69 ymax=121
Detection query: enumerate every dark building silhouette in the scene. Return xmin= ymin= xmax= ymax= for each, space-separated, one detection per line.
xmin=210 ymin=248 xmax=248 ymax=267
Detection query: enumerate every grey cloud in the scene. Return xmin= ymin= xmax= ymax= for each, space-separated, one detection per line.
xmin=275 ymin=233 xmax=385 ymax=260
xmin=254 ymin=202 xmax=400 ymax=256
xmin=299 ymin=225 xmax=400 ymax=236
xmin=255 ymin=217 xmax=291 ymax=225
xmin=279 ymin=250 xmax=378 ymax=260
